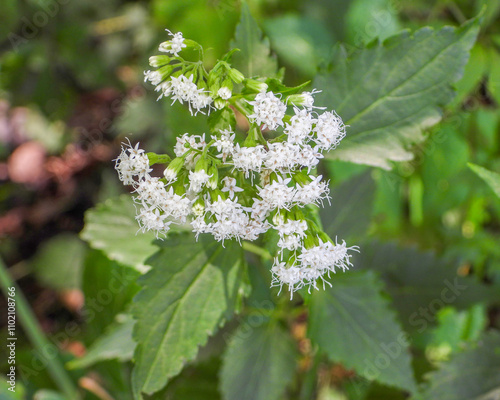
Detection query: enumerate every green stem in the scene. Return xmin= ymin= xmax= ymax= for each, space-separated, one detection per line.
xmin=0 ymin=256 xmax=79 ymax=399
xmin=242 ymin=242 xmax=273 ymax=261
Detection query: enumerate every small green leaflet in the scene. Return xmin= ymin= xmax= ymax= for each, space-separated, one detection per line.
xmin=315 ymin=18 xmax=480 ymax=169
xmin=80 ymin=195 xmax=157 ymax=273
xmin=220 ymin=320 xmax=297 ymax=400
xmin=131 ymin=234 xmax=247 ymax=399
xmin=308 ymin=270 xmax=417 ymax=393
xmin=230 ymin=2 xmax=278 ymax=78
xmin=468 ymin=163 xmax=500 ymax=198
xmin=417 ymin=331 xmax=500 ymax=400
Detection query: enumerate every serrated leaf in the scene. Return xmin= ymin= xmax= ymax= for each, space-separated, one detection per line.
xmin=131 ymin=234 xmax=246 ymax=399
xmin=82 ymin=250 xmax=140 ymax=342
xmin=220 ymin=320 xmax=297 ymax=400
xmin=308 ymin=270 xmax=417 ymax=392
xmin=81 ymin=195 xmax=157 ymax=273
xmin=67 ymin=315 xmax=135 ymax=370
xmin=230 ymin=2 xmax=278 ymax=78
xmin=418 ymin=331 xmax=500 ymax=400
xmin=321 ymin=171 xmax=375 ymax=239
xmin=353 ymin=242 xmax=496 ymax=331
xmin=469 ymin=163 xmax=500 ymax=198
xmin=315 ymin=19 xmax=480 ymax=169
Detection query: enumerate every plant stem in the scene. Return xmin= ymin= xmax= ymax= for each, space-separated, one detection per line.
xmin=242 ymin=241 xmax=273 ymax=260
xmin=0 ymin=256 xmax=79 ymax=399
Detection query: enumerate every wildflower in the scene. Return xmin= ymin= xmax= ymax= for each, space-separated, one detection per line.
xmin=314 ymin=111 xmax=346 ymax=151
xmin=159 ymin=30 xmax=186 ymax=57
xmin=247 ymin=91 xmax=287 ymax=130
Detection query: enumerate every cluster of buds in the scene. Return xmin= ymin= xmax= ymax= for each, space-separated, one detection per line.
xmin=116 ymin=30 xmax=358 ymax=298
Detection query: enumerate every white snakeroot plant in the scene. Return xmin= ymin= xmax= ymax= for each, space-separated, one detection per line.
xmin=116 ymin=29 xmax=358 ymax=299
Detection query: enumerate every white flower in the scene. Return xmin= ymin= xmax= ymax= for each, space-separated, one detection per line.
xmin=271 ymin=260 xmax=303 ymax=299
xmin=258 ymin=175 xmax=295 ymax=210
xmin=314 ymin=111 xmax=346 ymax=151
xmin=296 ymin=144 xmax=323 ymax=172
xmin=136 ymin=206 xmax=172 ymax=238
xmin=159 ymin=30 xmax=187 ymax=57
xmin=295 ymin=175 xmax=330 ymax=207
xmin=114 ymin=142 xmax=151 ymax=185
xmin=277 ymin=235 xmax=302 ymax=252
xmin=247 ymin=91 xmax=287 ymax=130
xmin=212 ymin=129 xmax=235 ymax=162
xmin=189 ymin=170 xmax=211 ymax=193
xmin=284 ymin=107 xmax=316 ymax=144
xmin=275 ymin=218 xmax=308 ymax=237
xmin=232 ymin=144 xmax=266 ymax=178
xmin=191 ymin=216 xmax=211 ymax=239
xmin=264 ymin=142 xmax=300 ymax=173
xmin=168 ymin=75 xmax=213 ymax=115
xmin=163 ymin=187 xmax=192 ymax=223
xmin=217 ymin=87 xmax=232 ymax=100
xmin=134 ymin=177 xmax=166 ymax=207
xmin=144 ymin=70 xmax=162 ymax=86
xmin=221 ymin=177 xmax=244 ymax=199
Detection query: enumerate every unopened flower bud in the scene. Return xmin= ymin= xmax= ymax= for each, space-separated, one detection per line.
xmin=164 ymin=157 xmax=184 ymax=181
xmin=244 ymin=79 xmax=268 ymax=93
xmin=207 ymin=165 xmax=219 ymax=190
xmin=228 ymin=68 xmax=245 ymax=84
xmin=149 ymin=55 xmax=171 ymax=68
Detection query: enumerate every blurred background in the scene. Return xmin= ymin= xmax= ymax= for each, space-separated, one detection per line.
xmin=0 ymin=0 xmax=499 ymax=398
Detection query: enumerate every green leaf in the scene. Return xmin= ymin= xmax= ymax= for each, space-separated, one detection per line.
xmin=230 ymin=2 xmax=278 ymax=78
xmin=321 ymin=171 xmax=375 ymax=239
xmin=131 ymin=234 xmax=247 ymax=399
xmin=146 ymin=152 xmax=171 ymax=165
xmin=345 ymin=0 xmax=401 ymax=45
xmin=82 ymin=250 xmax=140 ymax=342
xmin=488 ymin=49 xmax=500 ymax=105
xmin=163 ymin=358 xmax=222 ymax=400
xmin=32 ymin=233 xmax=86 ymax=290
xmin=263 ymin=14 xmax=334 ymax=77
xmin=418 ymin=331 xmax=500 ymax=400
xmin=67 ymin=315 xmax=135 ymax=370
xmin=308 ymin=270 xmax=416 ymax=393
xmin=353 ymin=242 xmax=496 ymax=332
xmin=468 ymin=163 xmax=500 ymax=198
xmin=81 ymin=195 xmax=157 ymax=272
xmin=207 ymin=107 xmax=237 ymax=133
xmin=315 ymin=19 xmax=480 ymax=169
xmin=220 ymin=320 xmax=297 ymax=400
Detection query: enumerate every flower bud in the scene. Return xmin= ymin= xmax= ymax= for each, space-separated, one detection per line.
xmin=149 ymin=55 xmax=171 ymax=68
xmin=207 ymin=165 xmax=219 ymax=189
xmin=192 ymin=197 xmax=205 ymax=216
xmin=164 ymin=157 xmax=184 ymax=181
xmin=244 ymin=79 xmax=268 ymax=93
xmin=228 ymin=68 xmax=245 ymax=84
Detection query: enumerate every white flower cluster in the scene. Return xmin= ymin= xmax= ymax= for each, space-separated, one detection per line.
xmin=114 ymin=142 xmax=191 ymax=238
xmin=117 ymin=29 xmax=358 ymax=299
